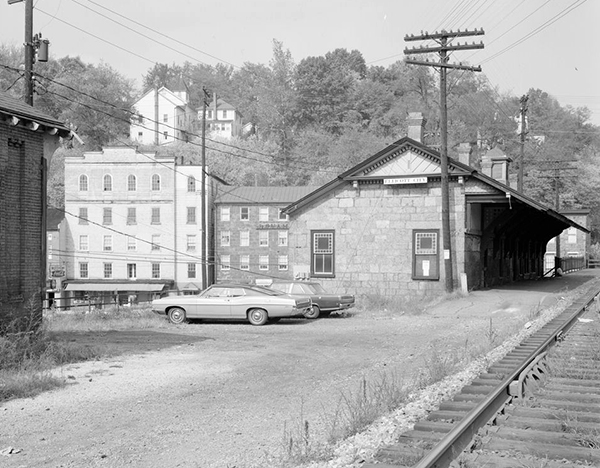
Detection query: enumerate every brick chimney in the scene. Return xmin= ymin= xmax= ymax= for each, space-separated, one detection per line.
xmin=480 ymin=147 xmax=512 ymax=186
xmin=407 ymin=112 xmax=426 ymax=143
xmin=457 ymin=143 xmax=472 ymax=166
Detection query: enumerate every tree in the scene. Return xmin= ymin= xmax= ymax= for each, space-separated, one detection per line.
xmin=39 ymin=61 xmax=136 ymax=150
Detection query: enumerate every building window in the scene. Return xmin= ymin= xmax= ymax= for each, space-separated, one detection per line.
xmin=221 ymin=207 xmax=230 ymax=222
xmin=152 ymin=263 xmax=161 ymax=279
xmin=278 ymin=231 xmax=288 ymax=246
xmin=127 ymin=237 xmax=137 ymax=251
xmin=278 ymin=255 xmax=288 ymax=271
xmin=151 ymin=207 xmax=160 ymax=224
xmin=78 ymin=207 xmax=88 ymax=224
xmin=163 ymin=113 xmax=168 ymax=123
xmin=187 ymin=207 xmax=197 ymax=224
xmin=151 ymin=234 xmax=161 ymax=251
xmin=278 ymin=209 xmax=288 ymax=221
xmin=221 ymin=255 xmax=230 ymax=270
xmin=259 ymin=231 xmax=269 ymax=247
xmin=103 ymin=263 xmax=112 ymax=279
xmin=79 ymin=174 xmax=88 ymax=191
xmin=79 ymin=262 xmax=88 ymax=278
xmin=151 ymin=174 xmax=161 ymax=191
xmin=127 ymin=263 xmax=137 ymax=279
xmin=240 ymin=255 xmax=249 ymax=270
xmin=221 ymin=231 xmax=231 ymax=247
xmin=240 ymin=207 xmax=249 ymax=221
xmin=138 ymin=131 xmax=143 ymax=138
xmin=138 ymin=114 xmax=144 ymax=123
xmin=240 ymin=230 xmax=249 ymax=246
xmin=567 ymin=227 xmax=577 ymax=244
xmin=103 ymin=174 xmax=112 ymax=192
xmin=259 ymin=255 xmax=269 ymax=271
xmin=412 ymin=229 xmax=439 ymax=280
xmin=128 ymin=174 xmax=137 ymax=191
xmin=259 ymin=207 xmax=269 ymax=222
xmin=103 ymin=207 xmax=112 ymax=225
xmin=188 ymin=176 xmax=196 ymax=192
xmin=207 ymin=110 xmax=212 ymax=119
xmin=127 ymin=207 xmax=137 ymax=225
xmin=163 ymin=131 xmax=168 ymax=140
xmin=187 ymin=235 xmax=196 ymax=252
xmin=79 ymin=235 xmax=88 ymax=251
xmin=311 ymin=230 xmax=334 ymax=277
xmin=188 ymin=263 xmax=196 ymax=279
xmin=103 ymin=235 xmax=113 ymax=251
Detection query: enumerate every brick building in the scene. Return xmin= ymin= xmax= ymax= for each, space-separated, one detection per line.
xmin=282 ymin=115 xmax=588 ymax=300
xmin=544 ymin=209 xmax=590 ymax=272
xmin=62 ymin=147 xmax=223 ymax=305
xmin=0 ymin=93 xmax=71 ymax=329
xmin=214 ymin=186 xmax=317 ymax=283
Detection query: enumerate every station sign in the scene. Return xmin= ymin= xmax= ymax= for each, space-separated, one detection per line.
xmin=383 ymin=177 xmax=428 ymax=185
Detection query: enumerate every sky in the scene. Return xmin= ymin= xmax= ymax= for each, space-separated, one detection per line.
xmin=1 ymin=0 xmax=599 ymax=124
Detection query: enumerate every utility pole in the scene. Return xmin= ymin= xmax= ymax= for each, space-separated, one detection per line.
xmin=518 ymin=94 xmax=529 ymax=192
xmin=201 ymin=87 xmax=210 ymax=290
xmin=404 ymin=29 xmax=484 ymax=293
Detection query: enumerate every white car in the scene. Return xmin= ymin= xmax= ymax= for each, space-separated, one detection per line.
xmin=152 ymin=283 xmax=312 ymax=325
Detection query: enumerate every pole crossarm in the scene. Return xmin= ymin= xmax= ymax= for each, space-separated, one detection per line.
xmin=404 ymin=28 xmax=484 ymax=42
xmin=405 ymin=59 xmax=482 ymax=72
xmin=404 ymin=43 xmax=484 ymax=54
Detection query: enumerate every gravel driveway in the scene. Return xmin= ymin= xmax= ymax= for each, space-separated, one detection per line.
xmin=2 ymin=273 xmax=597 ymax=468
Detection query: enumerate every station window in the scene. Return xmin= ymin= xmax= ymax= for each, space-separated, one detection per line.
xmin=412 ymin=229 xmax=439 ymax=280
xmin=311 ymin=230 xmax=334 ymax=277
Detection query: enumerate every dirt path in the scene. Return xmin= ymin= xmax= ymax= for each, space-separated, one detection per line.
xmin=2 ymin=272 xmax=598 ymax=468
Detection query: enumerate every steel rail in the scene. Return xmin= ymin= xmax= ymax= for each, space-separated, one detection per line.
xmin=412 ymin=288 xmax=600 ymax=468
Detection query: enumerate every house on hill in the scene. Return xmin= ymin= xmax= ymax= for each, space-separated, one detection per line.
xmin=283 ymin=113 xmax=588 ymax=299
xmin=199 ymin=95 xmax=244 ymax=140
xmin=130 ymin=86 xmax=196 ymax=145
xmin=0 ymin=93 xmax=72 ymax=329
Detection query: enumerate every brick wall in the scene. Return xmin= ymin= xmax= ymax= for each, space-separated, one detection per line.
xmin=215 ymin=204 xmax=293 ymax=284
xmin=287 ymin=180 xmax=466 ymax=300
xmin=0 ymin=124 xmax=45 ymax=328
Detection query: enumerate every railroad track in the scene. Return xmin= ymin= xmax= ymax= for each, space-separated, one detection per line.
xmin=365 ymin=285 xmax=600 ymax=468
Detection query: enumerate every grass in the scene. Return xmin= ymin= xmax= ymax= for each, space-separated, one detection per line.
xmin=0 ymin=304 xmax=167 ymax=402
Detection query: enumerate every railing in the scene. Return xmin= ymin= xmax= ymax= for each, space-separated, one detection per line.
xmin=543 ymin=255 xmax=585 ymax=277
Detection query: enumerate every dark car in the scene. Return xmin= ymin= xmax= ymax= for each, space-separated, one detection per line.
xmin=152 ymin=283 xmax=312 ymax=325
xmin=269 ymin=281 xmax=355 ymax=319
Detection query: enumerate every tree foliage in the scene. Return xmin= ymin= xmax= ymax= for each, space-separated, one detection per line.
xmin=2 ymin=39 xmax=599 ymax=236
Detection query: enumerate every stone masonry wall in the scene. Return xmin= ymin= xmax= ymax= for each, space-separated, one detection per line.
xmin=287 ymin=180 xmax=466 ymax=300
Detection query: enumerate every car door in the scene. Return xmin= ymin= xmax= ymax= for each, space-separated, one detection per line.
xmin=227 ymin=287 xmax=249 ymax=319
xmin=196 ymin=287 xmax=232 ymax=319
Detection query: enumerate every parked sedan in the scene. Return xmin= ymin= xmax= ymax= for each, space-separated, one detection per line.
xmin=269 ymin=281 xmax=355 ymax=319
xmin=151 ymin=284 xmax=313 ymax=325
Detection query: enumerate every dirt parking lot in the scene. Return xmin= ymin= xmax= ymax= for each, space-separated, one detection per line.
xmin=2 ymin=272 xmax=598 ymax=468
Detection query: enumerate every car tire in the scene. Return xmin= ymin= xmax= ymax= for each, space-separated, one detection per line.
xmin=167 ymin=307 xmax=187 ymax=325
xmin=304 ymin=305 xmax=320 ymax=319
xmin=248 ymin=308 xmax=268 ymax=326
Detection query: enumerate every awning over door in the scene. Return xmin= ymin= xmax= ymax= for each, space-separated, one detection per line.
xmin=64 ymin=283 xmax=168 ymax=292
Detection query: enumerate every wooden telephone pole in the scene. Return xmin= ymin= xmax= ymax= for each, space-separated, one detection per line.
xmin=518 ymin=94 xmax=529 ymax=192
xmin=404 ymin=29 xmax=484 ymax=293
xmin=201 ymin=87 xmax=211 ymax=290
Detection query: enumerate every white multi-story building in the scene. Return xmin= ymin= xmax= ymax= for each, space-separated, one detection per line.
xmin=130 ymin=87 xmax=196 ymax=146
xmin=199 ymin=95 xmax=244 ymax=140
xmin=62 ymin=146 xmax=222 ymax=306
